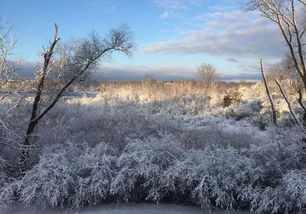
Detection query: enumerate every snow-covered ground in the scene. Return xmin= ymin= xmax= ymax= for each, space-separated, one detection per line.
xmin=8 ymin=204 xmax=249 ymax=214
xmin=1 ymin=82 xmax=306 ymax=214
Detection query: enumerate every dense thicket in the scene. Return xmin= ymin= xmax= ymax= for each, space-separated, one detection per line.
xmin=0 ymin=85 xmax=305 ymax=213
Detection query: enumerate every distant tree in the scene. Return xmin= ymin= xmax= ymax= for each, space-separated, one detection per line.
xmin=266 ymin=64 xmax=284 ymax=81
xmin=143 ymin=73 xmax=156 ymax=81
xmin=142 ymin=74 xmax=157 ymax=86
xmin=197 ymin=63 xmax=220 ymax=83
xmin=19 ymin=24 xmax=135 ymax=171
xmin=267 ymin=55 xmax=299 ymax=81
xmin=197 ymin=63 xmax=220 ymax=92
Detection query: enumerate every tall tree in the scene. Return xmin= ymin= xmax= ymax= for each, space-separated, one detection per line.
xmin=248 ymin=0 xmax=306 ymax=89
xmin=19 ymin=24 xmax=135 ymax=171
xmin=249 ymin=0 xmax=306 ymax=126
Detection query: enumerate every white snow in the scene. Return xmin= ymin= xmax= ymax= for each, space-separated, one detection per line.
xmin=8 ymin=204 xmax=249 ymax=214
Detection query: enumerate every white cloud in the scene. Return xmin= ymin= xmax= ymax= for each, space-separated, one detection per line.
xmin=154 ymin=0 xmax=206 ymax=9
xmin=153 ymin=0 xmax=206 ymax=20
xmin=228 ymin=57 xmax=238 ymax=63
xmin=153 ymin=0 xmax=189 ymax=10
xmin=159 ymin=11 xmax=180 ymax=19
xmin=142 ymin=10 xmax=286 ymax=59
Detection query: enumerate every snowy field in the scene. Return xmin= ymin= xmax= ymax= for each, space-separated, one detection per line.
xmin=1 ymin=81 xmax=306 ymax=214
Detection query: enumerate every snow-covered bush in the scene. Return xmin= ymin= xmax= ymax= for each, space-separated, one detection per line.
xmin=0 ymin=157 xmax=8 ymax=188
xmin=13 ymin=142 xmax=119 ymax=209
xmin=248 ymin=169 xmax=306 ymax=214
xmin=1 ymin=81 xmax=306 ymax=213
xmin=0 ymin=182 xmax=15 ymax=210
xmin=111 ymin=134 xmax=184 ymax=202
xmin=242 ymin=133 xmax=306 ymax=213
xmin=1 ymin=126 xmax=305 ymax=213
xmin=180 ymin=123 xmax=258 ymax=149
xmin=223 ymin=91 xmax=242 ymax=107
xmin=170 ymin=148 xmax=262 ymax=211
xmin=17 ymin=151 xmax=74 ymax=208
xmin=225 ymin=101 xmax=262 ymax=121
xmin=72 ymin=143 xmax=118 ymax=208
xmin=0 ymin=157 xmax=15 ymax=209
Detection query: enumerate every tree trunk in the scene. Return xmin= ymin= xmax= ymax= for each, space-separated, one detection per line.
xmin=18 ymin=24 xmax=60 ymax=173
xmin=260 ymin=59 xmax=277 ymax=125
xmin=19 ymin=120 xmax=38 ymax=172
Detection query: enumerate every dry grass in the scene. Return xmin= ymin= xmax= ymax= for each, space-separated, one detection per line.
xmin=99 ymin=80 xmax=256 ymax=103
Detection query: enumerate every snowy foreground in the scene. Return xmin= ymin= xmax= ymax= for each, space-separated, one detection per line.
xmin=7 ymin=204 xmax=249 ymax=214
xmin=1 ymin=82 xmax=306 ymax=213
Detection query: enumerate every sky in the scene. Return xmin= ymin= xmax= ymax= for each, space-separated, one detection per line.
xmin=1 ymin=0 xmax=286 ymax=81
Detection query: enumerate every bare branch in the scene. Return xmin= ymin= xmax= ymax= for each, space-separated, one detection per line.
xmin=300 ymin=28 xmax=306 ymax=38
xmin=275 ymin=79 xmax=303 ymax=128
xmin=0 ymin=20 xmax=16 ymax=98
xmin=298 ymin=0 xmax=306 ymax=5
xmin=260 ymin=59 xmax=278 ymax=125
xmin=20 ymin=24 xmax=135 ymax=171
xmin=248 ymin=0 xmax=306 ymax=89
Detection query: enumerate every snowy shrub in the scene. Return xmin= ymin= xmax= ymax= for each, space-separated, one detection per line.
xmin=0 ymin=157 xmax=8 ymax=188
xmin=72 ymin=143 xmax=118 ymax=208
xmin=17 ymin=151 xmax=74 ymax=208
xmin=181 ymin=122 xmax=258 ymax=149
xmin=223 ymin=91 xmax=242 ymax=107
xmin=188 ymin=148 xmax=262 ymax=211
xmin=0 ymin=182 xmax=15 ymax=210
xmin=14 ymin=141 xmax=120 ymax=209
xmin=111 ymin=134 xmax=184 ymax=202
xmin=37 ymin=101 xmax=160 ymax=152
xmin=228 ymin=101 xmax=262 ymax=121
xmin=1 ymin=82 xmax=306 ymax=213
xmin=235 ymin=130 xmax=306 ymax=213
xmin=0 ymin=158 xmax=15 ymax=209
xmin=249 ymin=170 xmax=306 ymax=214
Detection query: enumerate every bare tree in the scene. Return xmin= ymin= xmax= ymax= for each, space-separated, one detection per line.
xmin=266 ymin=64 xmax=283 ymax=81
xmin=0 ymin=20 xmax=18 ymax=139
xmin=248 ymin=0 xmax=306 ymax=89
xmin=197 ymin=63 xmax=220 ymax=92
xmin=19 ymin=24 xmax=135 ymax=171
xmin=249 ymin=0 xmax=306 ymax=126
xmin=267 ymin=55 xmax=302 ymax=91
xmin=0 ymin=20 xmax=16 ymax=100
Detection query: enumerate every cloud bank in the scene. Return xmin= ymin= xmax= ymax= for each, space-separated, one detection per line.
xmin=16 ymin=62 xmax=260 ymax=82
xmin=142 ymin=10 xmax=286 ymax=59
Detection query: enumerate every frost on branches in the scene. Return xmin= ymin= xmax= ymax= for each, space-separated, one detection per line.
xmin=0 ymin=83 xmax=306 ymax=213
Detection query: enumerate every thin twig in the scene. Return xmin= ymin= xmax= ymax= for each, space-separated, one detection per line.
xmin=275 ymin=79 xmax=303 ymax=129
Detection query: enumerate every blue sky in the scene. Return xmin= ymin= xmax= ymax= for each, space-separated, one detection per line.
xmin=1 ymin=0 xmax=285 ymax=81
